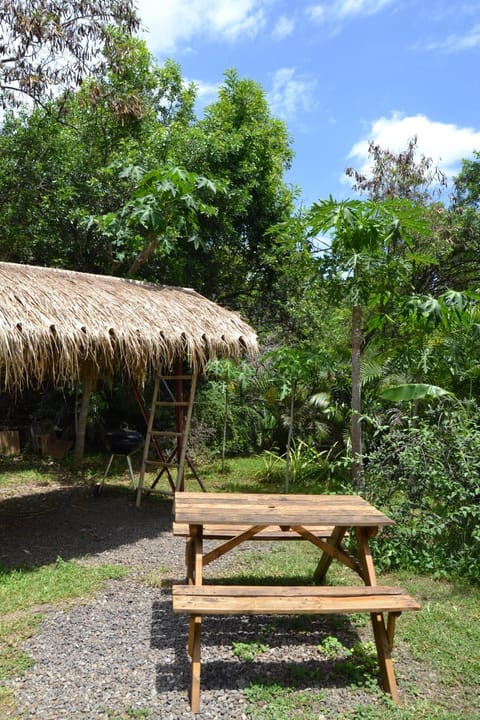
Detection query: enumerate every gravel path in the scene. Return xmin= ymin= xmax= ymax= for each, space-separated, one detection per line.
xmin=1 ymin=483 xmax=431 ymax=719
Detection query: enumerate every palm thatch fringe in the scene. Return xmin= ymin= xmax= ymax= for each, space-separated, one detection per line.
xmin=0 ymin=262 xmax=258 ymax=391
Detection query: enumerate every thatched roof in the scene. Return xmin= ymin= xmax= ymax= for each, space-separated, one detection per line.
xmin=0 ymin=262 xmax=258 ymax=390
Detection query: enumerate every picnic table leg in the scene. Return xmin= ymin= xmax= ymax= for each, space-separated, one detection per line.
xmin=370 ymin=612 xmax=400 ymax=704
xmin=314 ymin=526 xmax=346 ymax=583
xmin=189 ymin=614 xmax=202 ymax=713
xmin=355 ymin=527 xmax=400 ymax=705
xmin=185 ymin=524 xmax=204 ymax=712
xmin=186 ymin=525 xmax=203 ymax=585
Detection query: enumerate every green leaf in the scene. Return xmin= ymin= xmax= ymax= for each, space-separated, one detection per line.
xmin=379 ymin=384 xmax=453 ymax=402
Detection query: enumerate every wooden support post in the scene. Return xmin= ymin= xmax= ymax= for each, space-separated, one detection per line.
xmin=186 ymin=525 xmax=203 ymax=585
xmin=355 ymin=527 xmax=400 ymax=705
xmin=193 ymin=524 xmax=203 ymax=586
xmin=189 ymin=615 xmax=202 ymax=713
xmin=175 ymin=372 xmax=197 ymax=492
xmin=371 ymin=612 xmax=400 ymax=704
xmin=175 ymin=360 xmax=185 ymax=490
xmin=73 ymin=365 xmax=96 ymax=466
xmin=186 ymin=538 xmax=194 ymax=585
xmin=387 ymin=611 xmax=401 ymax=653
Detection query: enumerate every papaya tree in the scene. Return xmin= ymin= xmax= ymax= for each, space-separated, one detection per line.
xmin=308 ymin=198 xmax=430 ymax=489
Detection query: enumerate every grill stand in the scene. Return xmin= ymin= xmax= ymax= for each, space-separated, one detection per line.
xmin=94 ymin=450 xmax=139 ymax=496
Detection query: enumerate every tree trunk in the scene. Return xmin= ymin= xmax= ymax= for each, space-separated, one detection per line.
xmin=285 ymin=382 xmax=296 ymax=493
xmin=73 ymin=366 xmax=96 ymax=467
xmin=221 ymin=385 xmax=228 ymax=473
xmin=127 ymin=232 xmax=159 ymax=277
xmin=351 ymin=304 xmax=364 ymax=491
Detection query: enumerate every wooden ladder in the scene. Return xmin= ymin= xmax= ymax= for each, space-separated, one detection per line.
xmin=135 ymin=369 xmax=201 ymax=506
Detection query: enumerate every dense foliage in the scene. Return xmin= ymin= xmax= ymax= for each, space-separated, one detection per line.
xmin=1 ymin=17 xmax=480 ymax=581
xmin=0 ymin=40 xmax=297 ymax=330
xmin=364 ymin=407 xmax=480 ymax=582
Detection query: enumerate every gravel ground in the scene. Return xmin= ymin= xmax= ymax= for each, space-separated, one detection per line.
xmin=0 ymin=482 xmax=433 ymax=719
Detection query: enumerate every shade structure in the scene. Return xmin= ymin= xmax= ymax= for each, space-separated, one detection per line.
xmin=0 ymin=262 xmax=258 ymax=391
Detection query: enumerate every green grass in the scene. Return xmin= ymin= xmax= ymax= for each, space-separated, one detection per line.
xmin=184 ymin=454 xmax=270 ymax=492
xmin=207 ymin=518 xmax=480 ymax=720
xmin=0 ymin=558 xmax=126 ymax=717
xmin=0 ymin=458 xmax=57 ymax=491
xmin=245 ymin=683 xmax=327 ymax=720
xmin=232 ymin=640 xmax=269 ymax=661
xmin=99 ymin=707 xmax=151 ymax=719
xmin=0 ymin=558 xmax=125 ymax=615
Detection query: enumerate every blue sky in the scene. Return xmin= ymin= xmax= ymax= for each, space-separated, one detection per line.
xmin=135 ymin=0 xmax=480 ymax=207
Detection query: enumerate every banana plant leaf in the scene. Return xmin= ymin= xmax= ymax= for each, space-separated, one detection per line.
xmin=379 ymin=383 xmax=452 ymax=402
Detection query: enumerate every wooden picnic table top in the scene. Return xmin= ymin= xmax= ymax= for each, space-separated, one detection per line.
xmin=174 ymin=491 xmax=395 ymax=528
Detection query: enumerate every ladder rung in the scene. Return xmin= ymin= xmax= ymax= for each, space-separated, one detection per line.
xmin=146 ymin=488 xmax=175 ymax=497
xmin=156 ymin=401 xmax=190 ymax=407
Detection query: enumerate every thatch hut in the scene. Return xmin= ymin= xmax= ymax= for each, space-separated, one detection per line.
xmin=0 ymin=262 xmax=258 ymax=463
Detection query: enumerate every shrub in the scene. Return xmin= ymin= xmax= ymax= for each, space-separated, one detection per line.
xmin=256 ymin=440 xmax=330 ymax=489
xmin=364 ymin=408 xmax=480 ymax=582
xmin=193 ymin=381 xmax=262 ymax=456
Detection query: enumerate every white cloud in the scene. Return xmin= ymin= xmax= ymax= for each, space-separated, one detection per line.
xmin=307 ymin=0 xmax=394 ymax=23
xmin=307 ymin=4 xmax=327 ymax=22
xmin=136 ymin=0 xmax=266 ymax=54
xmin=268 ymin=67 xmax=317 ymax=120
xmin=272 ymin=15 xmax=296 ymax=40
xmin=424 ymin=23 xmax=480 ymax=52
xmin=347 ymin=112 xmax=480 ymax=181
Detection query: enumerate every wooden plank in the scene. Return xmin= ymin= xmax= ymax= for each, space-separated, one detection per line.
xmin=174 ymin=585 xmax=412 ymax=598
xmin=173 ymin=522 xmax=336 ymax=539
xmin=0 ymin=429 xmax=20 ymax=455
xmin=172 ymin=585 xmax=421 ymax=615
xmin=202 ymin=525 xmax=269 ymax=566
xmin=291 ymin=525 xmax=361 ymax=576
xmin=175 ymin=493 xmax=388 ymax=512
xmin=174 ymin=492 xmax=395 ymax=527
xmin=314 ymin=526 xmax=347 ymax=583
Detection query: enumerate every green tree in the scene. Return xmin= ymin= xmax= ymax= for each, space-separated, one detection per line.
xmin=166 ymin=69 xmax=295 ymax=319
xmin=90 ymin=164 xmax=222 ymax=277
xmin=0 ymin=0 xmax=139 ymax=107
xmin=308 ymin=198 xmax=429 ymax=489
xmin=454 ymin=149 xmax=480 ymax=208
xmin=0 ymin=40 xmax=196 ymax=272
xmin=346 ymin=137 xmax=480 ymax=296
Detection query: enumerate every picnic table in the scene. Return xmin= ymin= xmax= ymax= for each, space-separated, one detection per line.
xmin=172 ymin=492 xmax=421 ymax=713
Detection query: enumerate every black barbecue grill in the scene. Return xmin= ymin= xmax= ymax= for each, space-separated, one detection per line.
xmin=94 ymin=423 xmax=144 ymax=496
xmin=106 ymin=427 xmax=144 ymax=455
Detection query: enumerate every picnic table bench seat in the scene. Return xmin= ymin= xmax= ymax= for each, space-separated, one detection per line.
xmin=172 ymin=583 xmax=421 ymax=712
xmin=172 ymin=583 xmax=421 ymax=615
